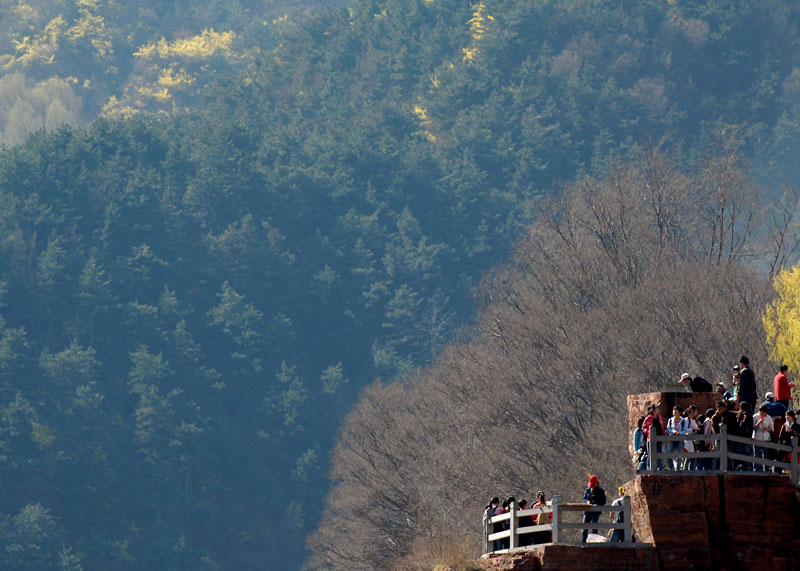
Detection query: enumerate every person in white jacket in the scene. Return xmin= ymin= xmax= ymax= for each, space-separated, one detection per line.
xmin=752 ymin=404 xmax=774 ymax=471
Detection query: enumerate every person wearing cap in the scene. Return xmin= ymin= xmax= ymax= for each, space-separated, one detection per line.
xmin=715 ymin=381 xmax=733 ymax=401
xmin=761 ymin=392 xmax=788 ymax=418
xmin=773 ymin=365 xmax=795 ymax=409
xmin=608 ymin=487 xmax=626 ymax=543
xmin=581 ymin=475 xmax=606 ymax=542
xmin=679 ymin=372 xmax=713 ymax=392
xmin=737 ymin=356 xmax=758 ymax=406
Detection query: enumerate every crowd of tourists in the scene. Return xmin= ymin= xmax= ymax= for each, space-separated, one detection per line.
xmin=482 ymin=492 xmax=553 ymax=551
xmin=483 ymin=474 xmax=630 ymax=552
xmin=633 ymin=356 xmax=800 ymax=472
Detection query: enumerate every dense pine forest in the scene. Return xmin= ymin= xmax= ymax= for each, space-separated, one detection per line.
xmin=0 ymin=0 xmax=799 ymax=569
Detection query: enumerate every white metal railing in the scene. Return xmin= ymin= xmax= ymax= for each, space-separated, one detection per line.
xmin=643 ymin=423 xmax=799 ymax=485
xmin=482 ymin=495 xmax=632 ymax=555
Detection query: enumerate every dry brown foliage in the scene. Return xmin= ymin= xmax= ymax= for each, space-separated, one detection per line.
xmin=306 ymin=147 xmax=800 ymax=570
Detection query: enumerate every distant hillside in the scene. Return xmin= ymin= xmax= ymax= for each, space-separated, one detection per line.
xmin=0 ymin=0 xmax=345 ymax=144
xmin=0 ymin=0 xmax=798 ymax=569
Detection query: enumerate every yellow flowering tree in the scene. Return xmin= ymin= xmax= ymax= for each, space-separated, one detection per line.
xmin=763 ymin=263 xmax=800 ymax=403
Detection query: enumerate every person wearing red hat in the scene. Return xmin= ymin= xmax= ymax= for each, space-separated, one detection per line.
xmin=581 ymin=474 xmax=606 ymax=542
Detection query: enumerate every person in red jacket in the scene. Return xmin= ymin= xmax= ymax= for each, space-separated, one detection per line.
xmin=773 ymin=365 xmax=795 ymax=409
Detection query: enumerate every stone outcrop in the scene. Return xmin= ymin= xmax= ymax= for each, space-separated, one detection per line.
xmin=628 ymin=474 xmax=800 ymax=570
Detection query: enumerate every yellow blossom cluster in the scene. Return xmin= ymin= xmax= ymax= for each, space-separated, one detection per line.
xmin=7 ymin=16 xmax=65 ymax=68
xmin=467 ymin=2 xmax=494 ymax=41
xmin=412 ymin=105 xmax=436 ymax=142
xmin=158 ymin=66 xmax=194 ymax=89
xmin=134 ymin=30 xmax=236 ymax=60
xmin=764 ymin=264 xmax=800 ymax=404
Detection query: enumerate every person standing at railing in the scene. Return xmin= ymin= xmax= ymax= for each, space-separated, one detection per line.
xmin=666 ymin=406 xmax=686 ymax=470
xmin=752 ymin=404 xmax=774 ymax=471
xmin=773 ymin=365 xmax=795 ymax=409
xmin=483 ymin=496 xmax=502 ymax=552
xmin=581 ymin=475 xmax=606 ymax=542
xmin=532 ymin=491 xmax=552 ymax=545
xmin=713 ymin=401 xmax=737 ymax=470
xmin=777 ymin=410 xmax=799 ymax=472
xmin=608 ymin=486 xmax=626 ymax=543
xmin=682 ymin=405 xmax=700 ymax=470
xmin=633 ymin=416 xmax=645 ymax=454
xmin=734 ymin=401 xmax=753 ymax=471
xmin=642 ymin=403 xmax=664 ymax=469
xmin=737 ymin=356 xmax=758 ymax=407
xmin=517 ymin=499 xmax=534 ymax=547
xmin=698 ymin=407 xmax=716 ymax=470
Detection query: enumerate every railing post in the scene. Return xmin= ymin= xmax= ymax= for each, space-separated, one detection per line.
xmin=791 ymin=436 xmax=799 ymax=487
xmin=719 ymin=423 xmax=728 ymax=474
xmin=483 ymin=514 xmax=488 ymax=555
xmin=551 ymin=495 xmax=559 ymax=544
xmin=623 ymin=494 xmax=631 ymax=544
xmin=509 ymin=500 xmax=518 ymax=550
xmin=648 ymin=431 xmax=655 ymax=471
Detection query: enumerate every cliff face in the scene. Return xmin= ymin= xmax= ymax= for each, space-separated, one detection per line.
xmin=480 ymin=474 xmax=800 ymax=571
xmin=629 ymin=474 xmax=800 ymax=570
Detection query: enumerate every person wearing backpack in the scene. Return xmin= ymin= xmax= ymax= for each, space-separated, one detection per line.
xmin=581 ymin=475 xmax=606 ymax=542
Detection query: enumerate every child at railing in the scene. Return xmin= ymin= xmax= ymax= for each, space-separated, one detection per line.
xmin=517 ymin=499 xmax=534 ymax=546
xmin=608 ymin=487 xmax=626 ymax=542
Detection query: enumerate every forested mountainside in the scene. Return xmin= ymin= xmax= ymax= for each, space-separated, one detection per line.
xmin=0 ymin=0 xmax=799 ymax=569
xmin=0 ymin=0 xmax=346 ymax=144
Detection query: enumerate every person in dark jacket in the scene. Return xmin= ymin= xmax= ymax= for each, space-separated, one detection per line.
xmin=581 ymin=475 xmax=606 ymax=542
xmin=733 ymin=401 xmax=753 ymax=470
xmin=680 ymin=373 xmax=713 ymax=392
xmin=712 ymin=400 xmax=737 ymax=470
xmin=737 ymin=356 xmax=758 ymax=405
xmin=761 ymin=392 xmax=788 ymax=419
